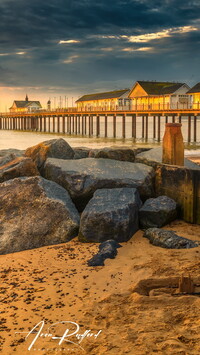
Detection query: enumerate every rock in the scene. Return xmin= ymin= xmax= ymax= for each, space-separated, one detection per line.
xmin=73 ymin=147 xmax=90 ymax=159
xmin=0 ymin=155 xmax=39 ymax=183
xmin=24 ymin=138 xmax=75 ymax=170
xmin=88 ymin=147 xmax=136 ymax=162
xmin=43 ymin=158 xmax=154 ymax=211
xmin=88 ymin=240 xmax=122 ymax=266
xmin=79 ymin=188 xmax=142 ymax=242
xmin=0 ymin=149 xmax=24 ymax=157
xmin=0 ymin=176 xmax=80 ymax=254
xmin=143 ymin=228 xmax=200 ymax=249
xmin=135 ymin=147 xmax=200 ymax=170
xmin=139 ymin=196 xmax=177 ymax=229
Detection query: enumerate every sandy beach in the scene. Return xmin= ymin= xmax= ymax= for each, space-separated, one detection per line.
xmin=0 ymin=220 xmax=200 ymax=354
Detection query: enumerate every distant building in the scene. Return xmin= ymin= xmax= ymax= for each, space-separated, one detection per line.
xmin=9 ymin=95 xmax=42 ymax=113
xmin=47 ymin=99 xmax=51 ymax=111
xmin=76 ymin=89 xmax=130 ymax=111
xmin=187 ymin=83 xmax=200 ymax=109
xmin=128 ymin=81 xmax=191 ymax=109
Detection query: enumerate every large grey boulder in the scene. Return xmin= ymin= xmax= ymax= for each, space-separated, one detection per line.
xmin=25 ymin=138 xmax=75 ymax=170
xmin=143 ymin=228 xmax=200 ymax=249
xmin=0 ymin=149 xmax=24 ymax=157
xmin=139 ymin=196 xmax=177 ymax=229
xmin=79 ymin=188 xmax=142 ymax=243
xmin=88 ymin=146 xmax=150 ymax=162
xmin=43 ymin=158 xmax=155 ymax=211
xmin=0 ymin=176 xmax=80 ymax=254
xmin=135 ymin=147 xmax=200 ymax=170
xmin=73 ymin=147 xmax=90 ymax=159
xmin=0 ymin=155 xmax=39 ymax=183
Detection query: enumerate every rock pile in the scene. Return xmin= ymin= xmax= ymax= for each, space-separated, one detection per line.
xmin=0 ymin=138 xmax=198 ymax=258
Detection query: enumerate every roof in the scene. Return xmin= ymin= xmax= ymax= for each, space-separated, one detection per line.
xmin=187 ymin=83 xmax=200 ymax=94
xmin=133 ymin=81 xmax=187 ymax=95
xmin=76 ymin=89 xmax=130 ymax=102
xmin=13 ymin=100 xmax=42 ymax=108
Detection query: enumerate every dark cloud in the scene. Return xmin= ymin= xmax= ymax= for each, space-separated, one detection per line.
xmin=0 ymin=0 xmax=199 ymax=98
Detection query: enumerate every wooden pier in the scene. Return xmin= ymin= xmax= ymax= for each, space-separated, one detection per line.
xmin=0 ymin=108 xmax=199 ymax=143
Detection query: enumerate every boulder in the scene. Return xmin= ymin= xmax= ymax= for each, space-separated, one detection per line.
xmin=87 ymin=240 xmax=122 ymax=266
xmin=24 ymin=138 xmax=75 ymax=170
xmin=79 ymin=188 xmax=142 ymax=242
xmin=139 ymin=195 xmax=177 ymax=229
xmin=0 ymin=176 xmax=80 ymax=254
xmin=88 ymin=147 xmax=136 ymax=162
xmin=0 ymin=149 xmax=24 ymax=157
xmin=73 ymin=147 xmax=90 ymax=159
xmin=88 ymin=147 xmax=151 ymax=162
xmin=43 ymin=158 xmax=155 ymax=211
xmin=143 ymin=228 xmax=200 ymax=249
xmin=135 ymin=147 xmax=200 ymax=170
xmin=0 ymin=155 xmax=39 ymax=183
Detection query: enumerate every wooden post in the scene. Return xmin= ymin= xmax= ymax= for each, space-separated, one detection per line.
xmin=82 ymin=115 xmax=84 ymax=135
xmin=84 ymin=115 xmax=87 ymax=135
xmin=194 ymin=115 xmax=197 ymax=142
xmin=40 ymin=116 xmax=43 ymax=132
xmin=72 ymin=115 xmax=75 ymax=133
xmin=105 ymin=115 xmax=107 ymax=137
xmin=75 ymin=115 xmax=77 ymax=134
xmin=69 ymin=116 xmax=72 ymax=134
xmin=78 ymin=115 xmax=81 ymax=134
xmin=153 ymin=115 xmax=156 ymax=139
xmin=44 ymin=116 xmax=46 ymax=132
xmin=48 ymin=116 xmax=51 ymax=132
xmin=57 ymin=115 xmax=60 ymax=133
xmin=132 ymin=114 xmax=136 ymax=138
xmin=145 ymin=114 xmax=148 ymax=140
xmin=172 ymin=115 xmax=175 ymax=123
xmin=188 ymin=115 xmax=191 ymax=143
xmin=53 ymin=116 xmax=55 ymax=132
xmin=122 ymin=114 xmax=125 ymax=138
xmin=62 ymin=115 xmax=65 ymax=133
xmin=157 ymin=115 xmax=161 ymax=142
xmin=96 ymin=115 xmax=100 ymax=137
xmin=179 ymin=115 xmax=182 ymax=124
xmin=162 ymin=123 xmax=184 ymax=166
xmin=113 ymin=115 xmax=116 ymax=138
xmin=91 ymin=115 xmax=93 ymax=135
xmin=165 ymin=116 xmax=168 ymax=124
xmin=142 ymin=116 xmax=144 ymax=138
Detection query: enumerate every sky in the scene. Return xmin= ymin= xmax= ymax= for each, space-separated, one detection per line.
xmin=0 ymin=0 xmax=200 ymax=111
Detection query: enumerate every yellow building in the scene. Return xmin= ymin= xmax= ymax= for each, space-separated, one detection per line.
xmin=128 ymin=81 xmax=191 ymax=110
xmin=76 ymin=89 xmax=130 ymax=111
xmin=9 ymin=95 xmax=42 ymax=113
xmin=187 ymin=83 xmax=200 ymax=109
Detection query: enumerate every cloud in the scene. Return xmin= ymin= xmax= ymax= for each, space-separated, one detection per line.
xmin=59 ymin=40 xmax=80 ymax=44
xmin=63 ymin=55 xmax=79 ymax=64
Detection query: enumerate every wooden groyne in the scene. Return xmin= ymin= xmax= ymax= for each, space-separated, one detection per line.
xmin=0 ymin=108 xmax=199 ymax=143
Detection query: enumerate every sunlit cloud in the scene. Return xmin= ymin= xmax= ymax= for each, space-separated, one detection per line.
xmin=122 ymin=47 xmax=153 ymax=52
xmin=0 ymin=51 xmax=26 ymax=56
xmin=101 ymin=47 xmax=114 ymax=51
xmin=121 ymin=26 xmax=198 ymax=43
xmin=59 ymin=39 xmax=80 ymax=44
xmin=63 ymin=55 xmax=79 ymax=64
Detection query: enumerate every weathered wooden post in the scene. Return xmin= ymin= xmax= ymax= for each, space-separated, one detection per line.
xmin=57 ymin=115 xmax=60 ymax=133
xmin=153 ymin=115 xmax=156 ymax=139
xmin=188 ymin=115 xmax=191 ymax=143
xmin=162 ymin=123 xmax=184 ymax=166
xmin=53 ymin=116 xmax=55 ymax=132
xmin=132 ymin=114 xmax=136 ymax=138
xmin=122 ymin=114 xmax=125 ymax=138
xmin=62 ymin=115 xmax=65 ymax=134
xmin=194 ymin=115 xmax=197 ymax=142
xmin=113 ymin=114 xmax=116 ymax=138
xmin=105 ymin=115 xmax=107 ymax=137
xmin=96 ymin=115 xmax=100 ymax=137
xmin=145 ymin=114 xmax=148 ymax=140
xmin=142 ymin=115 xmax=144 ymax=138
xmin=157 ymin=115 xmax=161 ymax=142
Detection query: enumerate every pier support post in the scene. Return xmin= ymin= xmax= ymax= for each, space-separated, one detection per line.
xmin=188 ymin=115 xmax=191 ymax=143
xmin=44 ymin=116 xmax=46 ymax=132
xmin=142 ymin=116 xmax=144 ymax=138
xmin=113 ymin=115 xmax=116 ymax=138
xmin=53 ymin=116 xmax=55 ymax=132
xmin=78 ymin=115 xmax=81 ymax=134
xmin=132 ymin=114 xmax=136 ymax=138
xmin=62 ymin=115 xmax=65 ymax=133
xmin=105 ymin=115 xmax=107 ymax=137
xmin=96 ymin=115 xmax=100 ymax=137
xmin=157 ymin=115 xmax=161 ymax=142
xmin=122 ymin=114 xmax=125 ymax=138
xmin=153 ymin=115 xmax=156 ymax=139
xmin=48 ymin=116 xmax=51 ymax=132
xmin=57 ymin=115 xmax=60 ymax=133
xmin=145 ymin=114 xmax=148 ymax=140
xmin=194 ymin=115 xmax=197 ymax=142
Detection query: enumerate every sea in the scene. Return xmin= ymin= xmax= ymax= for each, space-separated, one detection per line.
xmin=0 ymin=115 xmax=200 ymax=155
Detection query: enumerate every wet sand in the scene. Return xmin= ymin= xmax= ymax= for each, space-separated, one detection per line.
xmin=1 ymin=220 xmax=200 ymax=354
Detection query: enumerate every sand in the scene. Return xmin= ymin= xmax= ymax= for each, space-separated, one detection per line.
xmin=0 ymin=220 xmax=200 ymax=355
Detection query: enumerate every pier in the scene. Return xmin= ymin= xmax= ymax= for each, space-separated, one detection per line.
xmin=0 ymin=107 xmax=199 ymax=143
